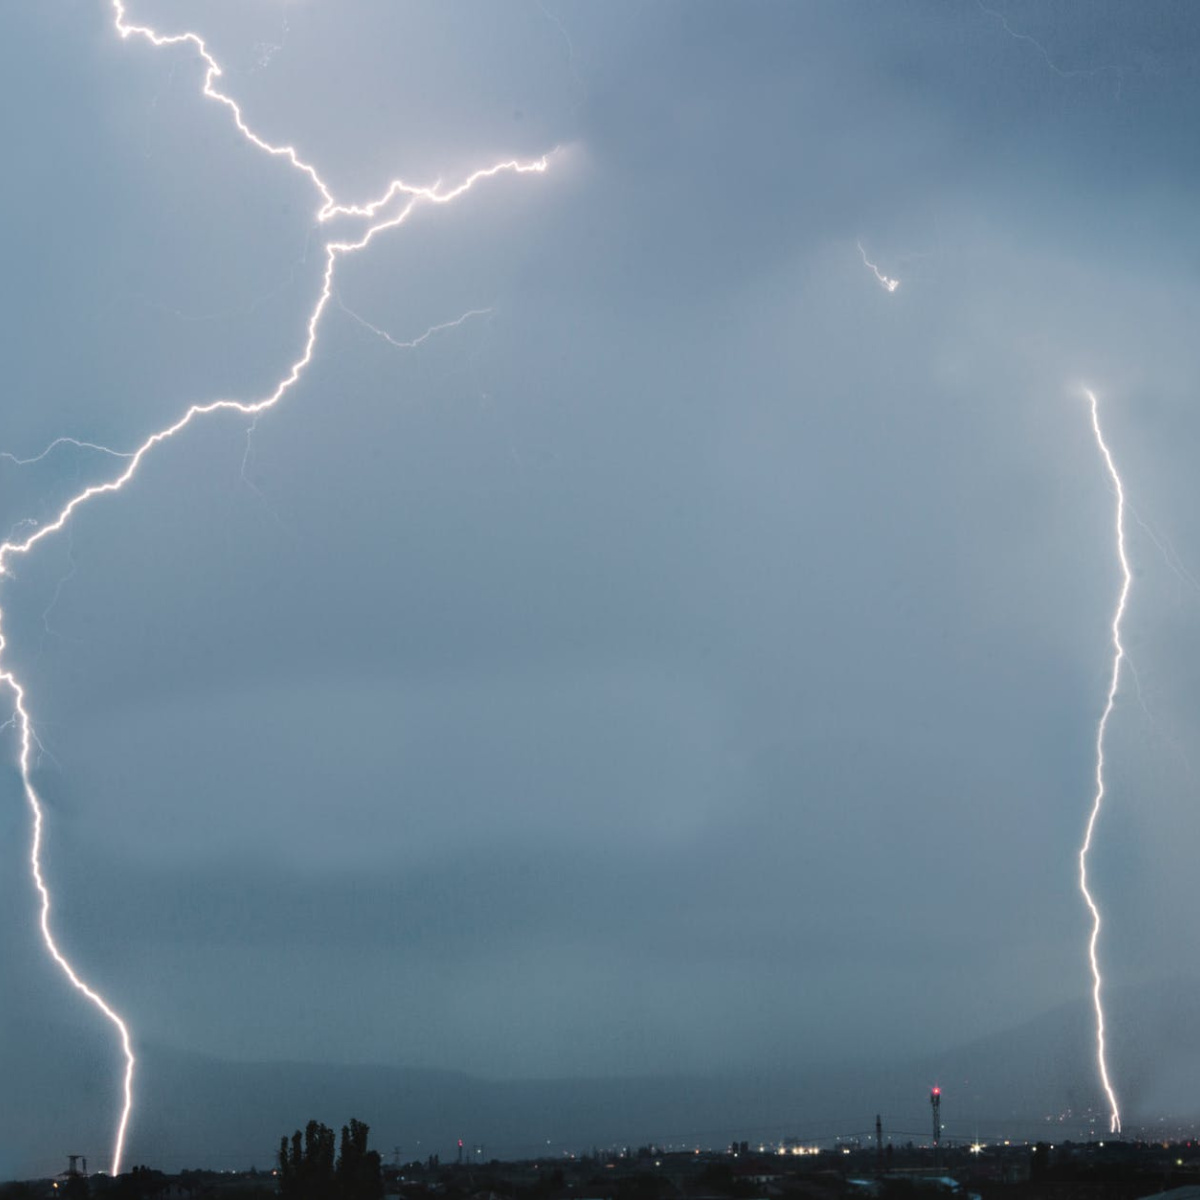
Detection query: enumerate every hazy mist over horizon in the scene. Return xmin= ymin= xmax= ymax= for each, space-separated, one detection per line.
xmin=5 ymin=0 xmax=1200 ymax=1181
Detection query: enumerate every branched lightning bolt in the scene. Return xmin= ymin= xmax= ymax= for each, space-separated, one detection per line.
xmin=1079 ymin=386 xmax=1127 ymax=1136
xmin=857 ymin=241 xmax=900 ymax=293
xmin=1 ymin=2 xmax=549 ymax=1175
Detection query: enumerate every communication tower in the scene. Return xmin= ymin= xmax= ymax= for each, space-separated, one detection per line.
xmin=930 ymin=1088 xmax=941 ymax=1166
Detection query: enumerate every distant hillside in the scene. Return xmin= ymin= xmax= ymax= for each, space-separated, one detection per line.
xmin=120 ymin=977 xmax=1200 ymax=1168
xmin=9 ymin=977 xmax=1200 ymax=1178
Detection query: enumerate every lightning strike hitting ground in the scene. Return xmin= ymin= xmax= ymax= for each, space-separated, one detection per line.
xmin=1079 ymin=386 xmax=1128 ymax=1136
xmin=0 ymin=2 xmax=549 ymax=1176
xmin=857 ymin=241 xmax=900 ymax=293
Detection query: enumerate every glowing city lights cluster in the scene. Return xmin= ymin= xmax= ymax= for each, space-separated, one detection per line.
xmin=857 ymin=241 xmax=900 ymax=293
xmin=0 ymin=2 xmax=549 ymax=1175
xmin=1079 ymin=386 xmax=1128 ymax=1136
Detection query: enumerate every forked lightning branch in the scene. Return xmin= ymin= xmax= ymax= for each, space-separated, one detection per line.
xmin=0 ymin=2 xmax=550 ymax=1175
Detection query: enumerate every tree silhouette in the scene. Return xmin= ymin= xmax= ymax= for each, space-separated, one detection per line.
xmin=279 ymin=1118 xmax=381 ymax=1200
xmin=337 ymin=1119 xmax=383 ymax=1200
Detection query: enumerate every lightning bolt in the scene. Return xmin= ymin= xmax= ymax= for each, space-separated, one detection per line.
xmin=1079 ymin=386 xmax=1128 ymax=1135
xmin=1 ymin=2 xmax=550 ymax=1175
xmin=857 ymin=241 xmax=900 ymax=293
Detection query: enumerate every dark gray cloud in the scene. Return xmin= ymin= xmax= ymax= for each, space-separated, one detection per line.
xmin=5 ymin=0 xmax=1200 ymax=1180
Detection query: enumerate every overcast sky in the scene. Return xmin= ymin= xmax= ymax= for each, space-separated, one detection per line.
xmin=5 ymin=0 xmax=1200 ymax=1180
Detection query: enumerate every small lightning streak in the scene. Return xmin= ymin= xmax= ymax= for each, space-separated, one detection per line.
xmin=857 ymin=241 xmax=900 ymax=293
xmin=0 ymin=2 xmax=549 ymax=1176
xmin=2 ymin=437 xmax=134 ymax=466
xmin=1130 ymin=506 xmax=1200 ymax=599
xmin=976 ymin=1 xmax=1128 ymax=95
xmin=337 ymin=296 xmax=494 ymax=351
xmin=1079 ymin=386 xmax=1128 ymax=1136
